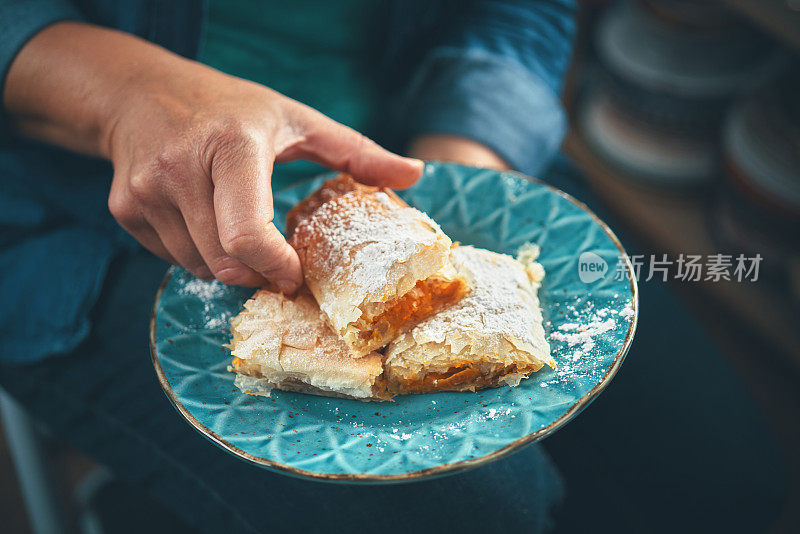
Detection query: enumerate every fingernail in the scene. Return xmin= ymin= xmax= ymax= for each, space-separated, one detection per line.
xmin=275 ymin=279 xmax=298 ymax=294
xmin=409 ymin=158 xmax=425 ymax=170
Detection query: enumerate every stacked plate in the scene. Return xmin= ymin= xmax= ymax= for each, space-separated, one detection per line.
xmin=579 ymin=0 xmax=786 ymax=187
xmin=712 ymin=71 xmax=800 ymax=286
xmin=723 ymin=72 xmax=800 ymax=218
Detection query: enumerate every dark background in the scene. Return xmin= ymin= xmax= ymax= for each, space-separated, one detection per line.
xmin=1 ymin=0 xmax=799 ymax=532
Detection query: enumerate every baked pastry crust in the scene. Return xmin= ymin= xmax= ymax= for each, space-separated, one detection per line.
xmin=288 ymin=174 xmax=469 ymax=357
xmin=229 ymin=289 xmax=391 ymax=401
xmin=384 ymin=245 xmax=555 ymax=394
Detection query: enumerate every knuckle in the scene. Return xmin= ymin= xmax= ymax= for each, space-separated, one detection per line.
xmin=351 ymin=131 xmax=371 ymax=149
xmin=107 ymin=190 xmax=137 ymax=223
xmin=132 ymin=143 xmax=196 ymax=202
xmin=127 ymin=172 xmax=159 ymax=203
xmin=338 ymin=131 xmax=374 ymax=172
xmin=351 ymin=132 xmax=377 ymax=157
xmin=220 ymin=227 xmax=264 ymax=259
xmin=207 ymin=256 xmax=244 ymax=283
xmin=211 ymin=119 xmax=261 ymax=153
xmin=259 ymin=248 xmax=292 ymax=276
xmin=153 ymin=143 xmax=189 ymax=175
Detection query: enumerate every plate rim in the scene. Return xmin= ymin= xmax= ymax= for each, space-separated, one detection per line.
xmin=149 ymin=166 xmax=639 ymax=483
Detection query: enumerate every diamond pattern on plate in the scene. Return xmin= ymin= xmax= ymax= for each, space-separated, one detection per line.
xmin=152 ymin=162 xmax=637 ymax=480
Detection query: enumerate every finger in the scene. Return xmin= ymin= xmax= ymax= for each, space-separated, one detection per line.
xmin=278 ymin=104 xmax=424 ymax=189
xmin=144 ymin=206 xmax=213 ymax=280
xmin=176 ymin=180 xmax=268 ymax=287
xmin=108 ymin=184 xmax=178 ymax=264
xmin=125 ymin=225 xmax=178 ymax=266
xmin=211 ymin=139 xmax=303 ymax=293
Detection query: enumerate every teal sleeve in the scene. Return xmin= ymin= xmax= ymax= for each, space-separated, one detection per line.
xmin=0 ymin=0 xmax=85 ymax=140
xmin=401 ymin=0 xmax=576 ymax=177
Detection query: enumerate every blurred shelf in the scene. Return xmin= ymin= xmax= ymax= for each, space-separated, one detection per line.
xmin=720 ymin=0 xmax=800 ymax=53
xmin=562 ymin=2 xmax=800 ymax=368
xmin=563 ymin=128 xmax=800 ymax=367
xmin=561 ymin=6 xmax=800 ymax=525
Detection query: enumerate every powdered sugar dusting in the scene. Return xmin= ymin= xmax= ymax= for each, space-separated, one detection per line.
xmin=180 ymin=278 xmax=225 ymax=301
xmin=293 ymin=190 xmax=441 ymax=297
xmin=204 ymin=313 xmax=232 ymax=330
xmin=619 ymin=302 xmax=634 ymax=319
xmin=546 ymin=295 xmax=634 ymax=381
xmin=179 ymin=278 xmax=232 ymax=330
xmin=410 ymin=246 xmax=547 ymax=353
xmin=549 ymin=318 xmax=616 ymax=357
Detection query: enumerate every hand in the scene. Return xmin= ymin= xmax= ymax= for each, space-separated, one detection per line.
xmin=408 ymin=135 xmax=510 ymax=171
xmin=4 ymin=23 xmax=423 ymax=292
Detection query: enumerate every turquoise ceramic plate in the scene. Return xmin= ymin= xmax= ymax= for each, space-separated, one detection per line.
xmin=151 ymin=162 xmax=638 ymax=482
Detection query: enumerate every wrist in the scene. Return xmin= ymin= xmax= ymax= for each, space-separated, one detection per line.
xmin=3 ymin=21 xmax=193 ymax=159
xmin=407 ymin=135 xmax=510 ymax=171
xmin=85 ymin=30 xmax=207 ymax=161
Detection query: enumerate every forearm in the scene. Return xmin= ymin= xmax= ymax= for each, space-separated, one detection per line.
xmin=2 ymin=20 xmax=422 ymax=290
xmin=396 ymin=0 xmax=575 ymax=176
xmin=3 ymin=21 xmax=199 ymax=158
xmin=408 ymin=135 xmax=509 ymax=170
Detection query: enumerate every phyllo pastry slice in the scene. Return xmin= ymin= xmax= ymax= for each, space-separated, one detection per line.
xmin=229 ymin=289 xmax=392 ymax=401
xmin=288 ymin=174 xmax=470 ymax=357
xmin=383 ymin=245 xmax=555 ymax=394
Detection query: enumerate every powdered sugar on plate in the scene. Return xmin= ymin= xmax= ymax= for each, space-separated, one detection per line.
xmin=546 ymin=295 xmax=634 ymax=381
xmin=549 ymin=318 xmax=617 ymax=358
xmin=178 ymin=278 xmax=232 ymax=330
xmin=180 ymin=278 xmax=225 ymax=300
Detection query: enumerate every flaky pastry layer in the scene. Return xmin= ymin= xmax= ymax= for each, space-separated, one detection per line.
xmin=227 ymin=245 xmax=552 ymax=401
xmin=229 ymin=289 xmax=391 ymax=401
xmin=288 ymin=174 xmax=468 ymax=356
xmin=383 ymin=246 xmax=554 ymax=393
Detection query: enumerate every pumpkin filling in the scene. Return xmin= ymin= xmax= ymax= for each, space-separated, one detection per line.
xmin=354 ymin=277 xmax=469 ymax=350
xmin=387 ymin=362 xmax=541 ymax=394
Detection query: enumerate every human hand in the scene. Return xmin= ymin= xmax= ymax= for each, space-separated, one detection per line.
xmin=105 ymin=63 xmax=423 ymax=293
xmin=4 ymin=23 xmax=423 ymax=292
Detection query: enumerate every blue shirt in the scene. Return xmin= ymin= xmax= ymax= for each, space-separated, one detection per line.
xmin=0 ymin=0 xmax=575 ymax=362
xmin=199 ymin=0 xmax=392 ymax=189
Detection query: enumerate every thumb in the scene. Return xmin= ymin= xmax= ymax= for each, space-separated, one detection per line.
xmin=212 ymin=137 xmax=302 ymax=293
xmin=277 ymin=104 xmax=424 ymax=189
